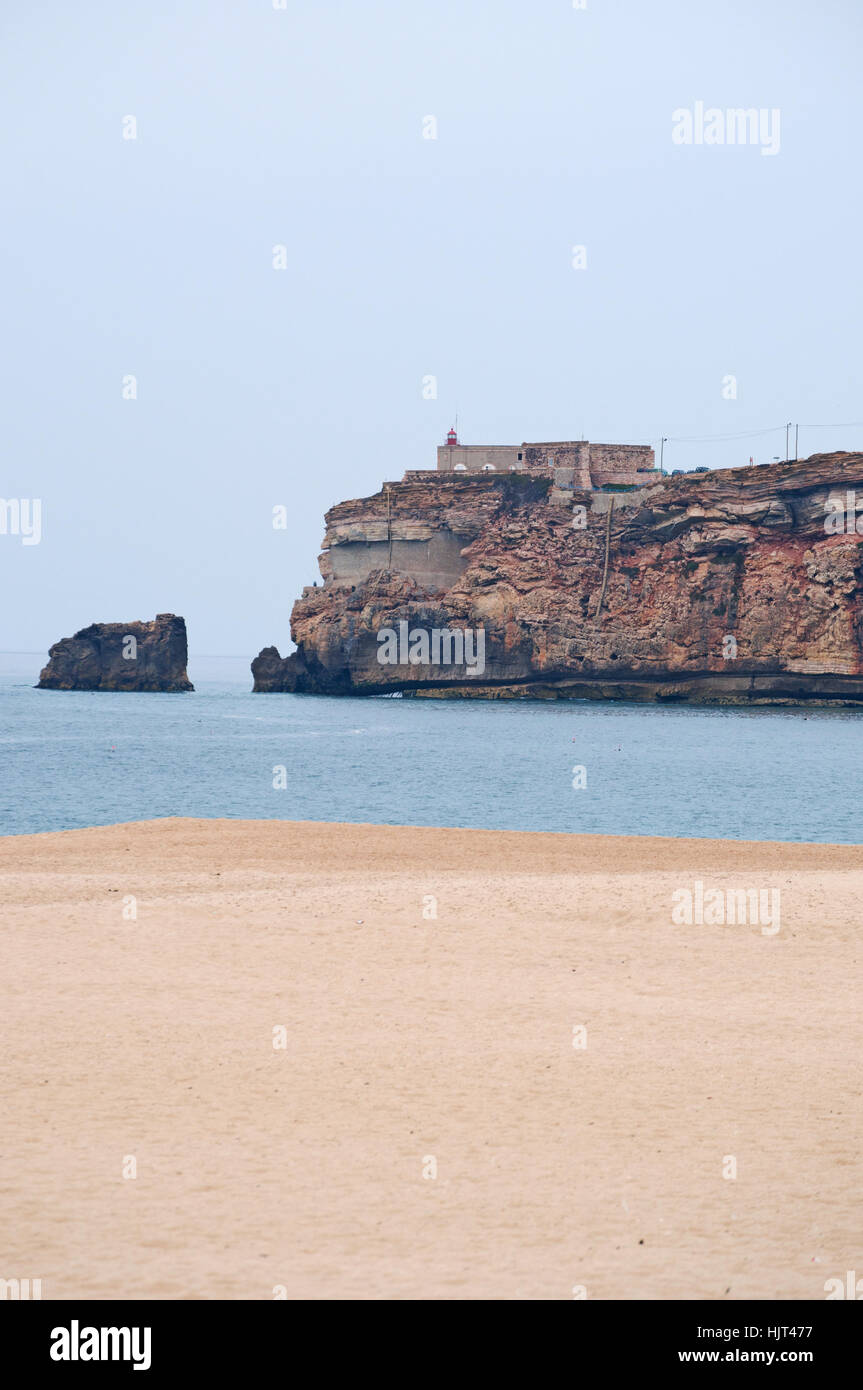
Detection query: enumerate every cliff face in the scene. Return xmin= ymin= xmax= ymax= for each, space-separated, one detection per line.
xmin=37 ymin=614 xmax=194 ymax=692
xmin=253 ymin=454 xmax=863 ymax=705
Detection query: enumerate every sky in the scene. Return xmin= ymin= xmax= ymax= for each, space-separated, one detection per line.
xmin=1 ymin=0 xmax=862 ymax=660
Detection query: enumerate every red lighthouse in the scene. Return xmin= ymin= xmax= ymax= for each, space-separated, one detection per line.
xmin=446 ymin=426 xmax=458 ymax=447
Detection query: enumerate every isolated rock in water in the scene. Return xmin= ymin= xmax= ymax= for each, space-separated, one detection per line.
xmin=37 ymin=614 xmax=194 ymax=692
xmin=252 ymin=452 xmax=863 ymax=705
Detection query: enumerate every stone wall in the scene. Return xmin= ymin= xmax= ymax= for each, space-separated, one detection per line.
xmin=436 ymin=444 xmax=521 ymax=473
xmin=590 ymin=443 xmax=656 ymax=487
xmin=324 ymin=530 xmax=469 ymax=592
xmin=523 ymin=441 xmax=592 ymax=487
xmin=435 ymin=439 xmax=655 ymax=487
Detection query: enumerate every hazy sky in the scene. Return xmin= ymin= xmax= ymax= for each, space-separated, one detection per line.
xmin=2 ymin=0 xmax=861 ymax=661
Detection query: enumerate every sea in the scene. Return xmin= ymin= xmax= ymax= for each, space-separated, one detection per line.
xmin=1 ymin=652 xmax=861 ymax=843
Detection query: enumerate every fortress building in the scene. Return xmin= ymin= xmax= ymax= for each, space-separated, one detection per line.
xmin=435 ymin=428 xmax=656 ymax=490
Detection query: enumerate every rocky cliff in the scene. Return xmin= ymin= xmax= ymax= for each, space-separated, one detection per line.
xmin=37 ymin=614 xmax=194 ymax=692
xmin=253 ymin=454 xmax=863 ymax=705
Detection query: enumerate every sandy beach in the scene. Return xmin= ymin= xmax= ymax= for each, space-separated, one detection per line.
xmin=1 ymin=817 xmax=860 ymax=1301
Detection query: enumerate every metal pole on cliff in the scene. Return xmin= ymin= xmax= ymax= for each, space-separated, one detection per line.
xmin=660 ymin=437 xmax=667 ymax=474
xmin=786 ymin=422 xmax=791 ymax=460
xmin=795 ymin=424 xmax=799 ymax=460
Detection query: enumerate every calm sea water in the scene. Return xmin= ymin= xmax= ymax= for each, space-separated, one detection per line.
xmin=1 ymin=653 xmax=861 ymax=843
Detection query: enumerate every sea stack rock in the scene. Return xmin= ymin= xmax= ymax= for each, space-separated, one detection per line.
xmin=252 ymin=451 xmax=863 ymax=705
xmin=37 ymin=614 xmax=194 ymax=692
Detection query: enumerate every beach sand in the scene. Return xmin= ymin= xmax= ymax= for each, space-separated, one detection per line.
xmin=1 ymin=817 xmax=860 ymax=1301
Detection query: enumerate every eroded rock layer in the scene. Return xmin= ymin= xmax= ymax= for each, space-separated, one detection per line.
xmin=253 ymin=454 xmax=863 ymax=705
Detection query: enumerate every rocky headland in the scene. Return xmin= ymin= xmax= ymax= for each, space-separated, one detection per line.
xmin=37 ymin=614 xmax=193 ymax=692
xmin=252 ymin=454 xmax=863 ymax=705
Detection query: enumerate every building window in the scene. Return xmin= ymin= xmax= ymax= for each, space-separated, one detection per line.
xmin=482 ymin=463 xmax=496 ymax=471
xmin=517 ymin=452 xmax=523 ymax=461
xmin=454 ymin=463 xmax=467 ymax=471
xmin=547 ymin=455 xmax=554 ymax=467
